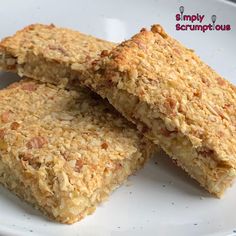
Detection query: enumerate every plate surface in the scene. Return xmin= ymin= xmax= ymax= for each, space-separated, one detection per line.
xmin=0 ymin=0 xmax=236 ymax=235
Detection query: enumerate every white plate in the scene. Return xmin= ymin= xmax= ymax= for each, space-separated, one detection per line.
xmin=0 ymin=0 xmax=236 ymax=235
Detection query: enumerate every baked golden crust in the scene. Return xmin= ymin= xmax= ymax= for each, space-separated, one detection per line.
xmin=0 ymin=23 xmax=116 ymax=87
xmin=0 ymin=79 xmax=155 ymax=224
xmin=84 ymin=24 xmax=236 ymax=197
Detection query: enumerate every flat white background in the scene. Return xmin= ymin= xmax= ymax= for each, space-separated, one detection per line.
xmin=0 ymin=0 xmax=236 ymax=235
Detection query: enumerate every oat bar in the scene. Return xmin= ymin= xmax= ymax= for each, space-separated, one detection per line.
xmin=0 ymin=79 xmax=154 ymax=223
xmin=0 ymin=24 xmax=116 ymax=88
xmin=84 ymin=25 xmax=236 ymax=197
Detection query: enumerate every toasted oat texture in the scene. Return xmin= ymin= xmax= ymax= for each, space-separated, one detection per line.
xmin=83 ymin=24 xmax=236 ymax=197
xmin=0 ymin=79 xmax=154 ymax=224
xmin=0 ymin=23 xmax=116 ymax=87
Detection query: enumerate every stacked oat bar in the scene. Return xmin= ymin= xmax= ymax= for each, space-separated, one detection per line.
xmin=0 ymin=22 xmax=235 ymax=223
xmin=84 ymin=25 xmax=236 ymax=197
